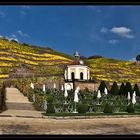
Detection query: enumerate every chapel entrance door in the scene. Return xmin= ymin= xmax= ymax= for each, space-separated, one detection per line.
xmin=71 ymin=72 xmax=75 ymax=81
xmin=80 ymin=72 xmax=83 ymax=80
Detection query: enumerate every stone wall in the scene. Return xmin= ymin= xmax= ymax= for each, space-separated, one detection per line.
xmin=35 ymin=76 xmax=65 ymax=90
xmin=43 ymin=80 xmax=64 ymax=89
xmin=74 ymin=81 xmax=99 ymax=91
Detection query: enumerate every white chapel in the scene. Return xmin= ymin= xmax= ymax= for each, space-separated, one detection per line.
xmin=64 ymin=52 xmax=90 ymax=82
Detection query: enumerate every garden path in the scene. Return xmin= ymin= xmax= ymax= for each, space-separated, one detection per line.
xmin=0 ymin=88 xmax=43 ymax=118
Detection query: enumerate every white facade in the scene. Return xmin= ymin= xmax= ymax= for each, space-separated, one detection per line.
xmin=64 ymin=65 xmax=90 ymax=81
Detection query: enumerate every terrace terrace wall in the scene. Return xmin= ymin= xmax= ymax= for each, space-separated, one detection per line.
xmin=74 ymin=81 xmax=99 ymax=91
xmin=34 ymin=76 xmax=65 ymax=90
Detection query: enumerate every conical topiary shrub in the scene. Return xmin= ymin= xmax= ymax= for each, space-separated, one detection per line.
xmin=119 ymin=83 xmax=125 ymax=96
xmin=98 ymin=81 xmax=107 ymax=94
xmin=110 ymin=82 xmax=119 ymax=95
xmin=133 ymin=84 xmax=140 ymax=97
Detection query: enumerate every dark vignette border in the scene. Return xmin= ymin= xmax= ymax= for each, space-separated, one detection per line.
xmin=0 ymin=0 xmax=140 ymax=139
xmin=0 ymin=0 xmax=139 ymax=5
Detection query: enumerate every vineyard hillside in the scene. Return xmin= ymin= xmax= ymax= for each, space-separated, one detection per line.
xmin=0 ymin=38 xmax=140 ymax=84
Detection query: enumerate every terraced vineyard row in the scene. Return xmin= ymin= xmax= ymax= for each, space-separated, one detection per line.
xmin=0 ymin=38 xmax=72 ymax=78
xmin=86 ymin=58 xmax=140 ymax=83
xmin=0 ymin=38 xmax=140 ymax=84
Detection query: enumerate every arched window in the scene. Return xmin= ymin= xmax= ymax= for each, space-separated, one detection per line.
xmin=80 ymin=72 xmax=83 ymax=80
xmin=71 ymin=72 xmax=75 ymax=80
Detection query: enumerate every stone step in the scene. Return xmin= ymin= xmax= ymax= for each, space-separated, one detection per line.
xmin=6 ymin=102 xmax=35 ymax=110
xmin=5 ymin=88 xmax=30 ymax=103
xmin=2 ymin=88 xmax=42 ymax=118
xmin=0 ymin=109 xmax=43 ymax=118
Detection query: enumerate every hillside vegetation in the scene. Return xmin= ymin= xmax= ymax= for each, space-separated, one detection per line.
xmin=0 ymin=38 xmax=140 ymax=84
xmin=0 ymin=38 xmax=72 ymax=78
xmin=86 ymin=58 xmax=140 ymax=83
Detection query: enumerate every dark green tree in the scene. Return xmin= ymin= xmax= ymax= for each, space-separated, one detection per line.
xmin=109 ymin=81 xmax=119 ymax=95
xmin=133 ymin=84 xmax=140 ymax=97
xmin=136 ymin=54 xmax=140 ymax=61
xmin=124 ymin=82 xmax=133 ymax=97
xmin=98 ymin=81 xmax=107 ymax=94
xmin=119 ymin=83 xmax=125 ymax=96
xmin=88 ymin=55 xmax=103 ymax=59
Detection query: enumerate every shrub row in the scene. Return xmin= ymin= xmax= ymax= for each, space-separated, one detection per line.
xmin=0 ymin=84 xmax=6 ymax=112
xmin=98 ymin=81 xmax=140 ymax=97
xmin=46 ymin=103 xmax=136 ymax=114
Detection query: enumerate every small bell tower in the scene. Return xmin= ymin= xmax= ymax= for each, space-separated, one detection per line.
xmin=74 ymin=51 xmax=80 ymax=61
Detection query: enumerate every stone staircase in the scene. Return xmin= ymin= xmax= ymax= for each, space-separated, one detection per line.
xmin=0 ymin=88 xmax=42 ymax=118
xmin=6 ymin=102 xmax=35 ymax=110
xmin=5 ymin=87 xmax=35 ymax=110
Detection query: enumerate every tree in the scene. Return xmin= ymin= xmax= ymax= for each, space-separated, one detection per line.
xmin=119 ymin=83 xmax=125 ymax=96
xmin=133 ymin=84 xmax=140 ymax=97
xmin=98 ymin=81 xmax=107 ymax=94
xmin=11 ymin=39 xmax=18 ymax=43
xmin=110 ymin=82 xmax=119 ymax=95
xmin=22 ymin=43 xmax=29 ymax=46
xmin=136 ymin=55 xmax=140 ymax=61
xmin=88 ymin=55 xmax=103 ymax=59
xmin=80 ymin=56 xmax=87 ymax=60
xmin=123 ymin=82 xmax=133 ymax=97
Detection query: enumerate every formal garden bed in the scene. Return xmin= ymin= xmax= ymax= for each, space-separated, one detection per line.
xmin=12 ymin=79 xmax=140 ymax=116
xmin=42 ymin=112 xmax=140 ymax=120
xmin=43 ymin=112 xmax=140 ymax=116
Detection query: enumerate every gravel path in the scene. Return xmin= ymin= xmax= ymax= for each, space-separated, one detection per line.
xmin=0 ymin=116 xmax=140 ymax=135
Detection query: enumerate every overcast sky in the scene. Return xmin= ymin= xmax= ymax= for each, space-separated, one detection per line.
xmin=0 ymin=5 xmax=140 ymax=60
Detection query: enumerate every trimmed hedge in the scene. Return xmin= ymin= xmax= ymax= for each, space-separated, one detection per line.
xmin=0 ymin=84 xmax=6 ymax=112
xmin=77 ymin=104 xmax=88 ymax=113
xmin=127 ymin=103 xmax=135 ymax=113
xmin=103 ymin=103 xmax=113 ymax=113
xmin=47 ymin=94 xmax=54 ymax=104
xmin=46 ymin=103 xmax=55 ymax=113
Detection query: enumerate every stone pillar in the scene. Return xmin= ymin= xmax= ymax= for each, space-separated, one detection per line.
xmin=68 ymin=67 xmax=71 ymax=80
xmin=64 ymin=70 xmax=67 ymax=80
xmin=84 ymin=68 xmax=87 ymax=80
xmin=75 ymin=67 xmax=79 ymax=79
xmin=88 ymin=69 xmax=90 ymax=80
